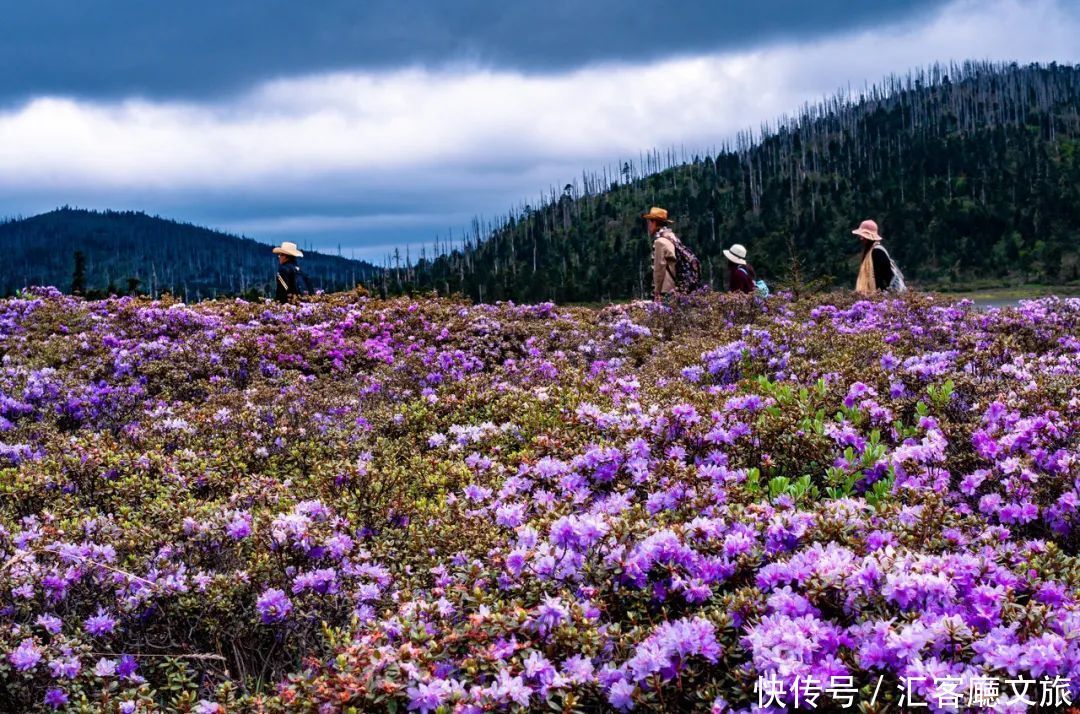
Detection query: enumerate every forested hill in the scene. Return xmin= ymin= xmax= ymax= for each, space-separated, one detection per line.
xmin=403 ymin=62 xmax=1080 ymax=303
xmin=0 ymin=209 xmax=378 ymax=300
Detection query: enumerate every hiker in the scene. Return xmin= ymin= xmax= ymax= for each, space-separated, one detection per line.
xmin=644 ymin=207 xmax=676 ymax=302
xmin=643 ymin=206 xmax=700 ymax=302
xmin=723 ymin=243 xmax=756 ymax=294
xmin=273 ymin=241 xmax=313 ymax=303
xmin=852 ymin=219 xmax=906 ymax=294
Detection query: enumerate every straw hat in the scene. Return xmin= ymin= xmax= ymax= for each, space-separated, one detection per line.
xmin=272 ymin=241 xmax=304 ymax=258
xmin=641 ymin=207 xmax=673 ymax=224
xmin=723 ymin=244 xmax=748 ymax=265
xmin=852 ymin=219 xmax=882 ymax=242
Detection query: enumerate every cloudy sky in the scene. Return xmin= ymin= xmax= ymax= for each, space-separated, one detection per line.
xmin=1 ymin=0 xmax=1077 ymax=261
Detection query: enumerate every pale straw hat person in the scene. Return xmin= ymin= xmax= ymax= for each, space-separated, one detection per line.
xmin=272 ymin=241 xmax=312 ymax=302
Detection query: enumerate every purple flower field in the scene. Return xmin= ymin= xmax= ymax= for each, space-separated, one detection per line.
xmin=0 ymin=287 xmax=1077 ymax=712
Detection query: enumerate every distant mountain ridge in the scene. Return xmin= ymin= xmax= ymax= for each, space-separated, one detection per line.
xmin=0 ymin=208 xmax=378 ymax=300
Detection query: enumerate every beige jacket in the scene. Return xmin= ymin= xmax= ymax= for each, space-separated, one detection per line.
xmin=652 ymin=228 xmax=677 ymax=297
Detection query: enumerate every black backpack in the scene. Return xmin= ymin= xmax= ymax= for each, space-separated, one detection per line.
xmin=667 ymin=235 xmax=702 ymax=292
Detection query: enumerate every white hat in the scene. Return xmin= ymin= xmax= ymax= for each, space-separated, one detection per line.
xmin=272 ymin=241 xmax=304 ymax=258
xmin=723 ymin=244 xmax=747 ymax=265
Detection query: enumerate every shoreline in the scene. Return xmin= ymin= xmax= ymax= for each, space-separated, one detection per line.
xmin=919 ymin=283 xmax=1080 ymax=301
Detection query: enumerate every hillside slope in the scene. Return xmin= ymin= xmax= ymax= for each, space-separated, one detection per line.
xmin=0 ymin=208 xmax=378 ymax=299
xmin=406 ymin=62 xmax=1080 ymax=303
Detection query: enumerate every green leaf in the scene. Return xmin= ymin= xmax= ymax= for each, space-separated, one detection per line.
xmin=745 ymin=467 xmax=761 ymax=494
xmin=768 ymin=476 xmax=790 ymax=498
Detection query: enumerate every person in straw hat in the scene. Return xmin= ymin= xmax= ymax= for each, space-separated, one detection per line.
xmin=852 ymin=219 xmax=899 ymax=294
xmin=272 ymin=241 xmax=313 ymax=303
xmin=723 ymin=243 xmax=757 ymax=294
xmin=642 ymin=207 xmax=679 ymax=303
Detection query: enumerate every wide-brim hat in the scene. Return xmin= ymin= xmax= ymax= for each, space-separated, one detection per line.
xmin=852 ymin=219 xmax=882 ymax=242
xmin=272 ymin=241 xmax=304 ymax=258
xmin=723 ymin=244 xmax=748 ymax=265
xmin=641 ymin=207 xmax=673 ymax=224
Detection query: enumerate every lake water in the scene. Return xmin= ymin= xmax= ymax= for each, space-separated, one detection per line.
xmin=972 ymin=298 xmax=1024 ymax=310
xmin=947 ymin=293 xmax=1078 ymax=310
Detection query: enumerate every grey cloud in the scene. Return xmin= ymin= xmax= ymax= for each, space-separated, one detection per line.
xmin=0 ymin=163 xmax=571 ymax=261
xmin=2 ymin=0 xmax=1076 ymax=262
xmin=0 ymin=0 xmax=954 ymax=102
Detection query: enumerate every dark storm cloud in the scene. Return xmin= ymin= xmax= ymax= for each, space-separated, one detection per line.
xmin=2 ymin=0 xmax=1075 ymax=260
xmin=0 ymin=0 xmax=951 ymax=102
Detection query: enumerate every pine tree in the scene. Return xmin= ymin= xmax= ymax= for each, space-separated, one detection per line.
xmin=71 ymin=251 xmax=86 ymax=296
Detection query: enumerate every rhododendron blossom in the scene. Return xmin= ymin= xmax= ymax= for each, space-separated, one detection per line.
xmin=0 ymin=288 xmax=1076 ymax=711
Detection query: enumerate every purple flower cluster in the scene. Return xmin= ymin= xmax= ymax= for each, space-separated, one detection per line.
xmin=256 ymin=588 xmax=293 ymax=624
xmin=0 ymin=289 xmax=1077 ymax=711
